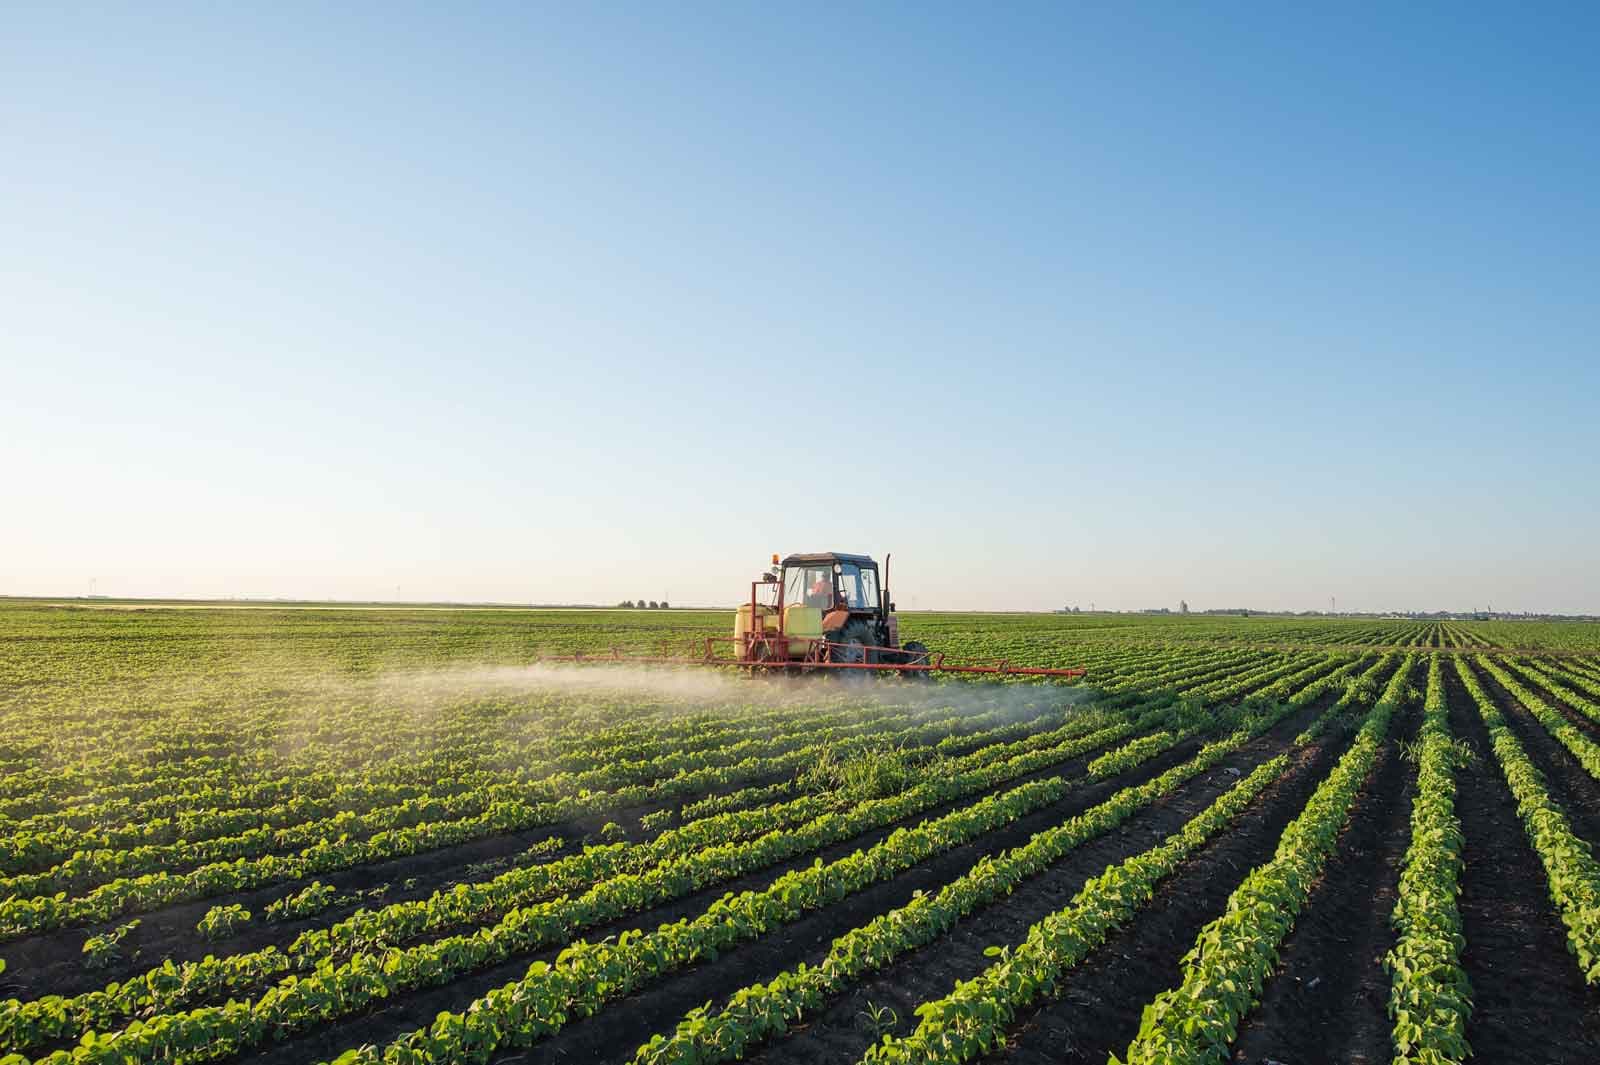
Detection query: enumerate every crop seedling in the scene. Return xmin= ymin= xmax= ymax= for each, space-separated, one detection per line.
xmin=265 ymin=881 xmax=342 ymax=922
xmin=858 ymin=1001 xmax=900 ymax=1040
xmin=82 ymin=919 xmax=140 ymax=969
xmin=197 ymin=903 xmax=251 ymax=940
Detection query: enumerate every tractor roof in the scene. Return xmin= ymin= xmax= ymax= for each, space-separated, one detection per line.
xmin=781 ymin=552 xmax=877 ymax=568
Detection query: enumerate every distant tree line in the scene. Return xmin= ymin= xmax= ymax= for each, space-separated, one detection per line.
xmin=617 ymin=600 xmax=670 ymax=609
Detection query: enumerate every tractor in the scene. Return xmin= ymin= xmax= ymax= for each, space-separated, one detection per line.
xmin=733 ymin=552 xmax=930 ymax=668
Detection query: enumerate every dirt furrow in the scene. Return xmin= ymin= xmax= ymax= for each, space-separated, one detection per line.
xmin=975 ymin=724 xmax=1357 ymax=1064
xmin=1227 ymin=703 xmax=1418 ymax=1064
xmin=1502 ymin=662 xmax=1600 ymax=743
xmin=1475 ymin=665 xmax=1600 ymax=848
xmin=707 ymin=698 xmax=1339 ymax=1065
xmin=1445 ymin=665 xmax=1600 ymax=1063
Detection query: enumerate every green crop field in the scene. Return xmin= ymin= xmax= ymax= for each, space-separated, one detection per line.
xmin=2 ymin=601 xmax=1600 ymax=1064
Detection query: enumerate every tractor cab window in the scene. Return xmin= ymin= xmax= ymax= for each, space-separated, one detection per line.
xmin=786 ymin=567 xmax=836 ymax=609
xmin=838 ymin=564 xmax=879 ymax=609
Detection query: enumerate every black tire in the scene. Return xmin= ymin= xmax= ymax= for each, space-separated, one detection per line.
xmin=831 ymin=620 xmax=877 ymax=671
xmin=900 ymin=640 xmax=931 ymax=678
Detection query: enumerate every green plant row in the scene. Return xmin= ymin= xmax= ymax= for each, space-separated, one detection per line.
xmin=0 ymin=699 xmax=1058 ymax=896
xmin=1277 ymin=654 xmax=1378 ymax=714
xmin=0 ymin=692 xmax=913 ymax=835
xmin=858 ymin=658 xmax=1398 ymax=1065
xmin=1188 ymin=655 xmax=1331 ymax=704
xmin=1295 ymin=653 xmax=1399 ymax=745
xmin=0 ymin=707 xmax=871 ymax=871
xmin=0 ymin=698 xmax=1074 ymax=939
xmin=1085 ymin=732 xmax=1174 ymax=778
xmin=0 ymin=632 xmax=1194 ymax=867
xmin=1454 ymin=658 xmax=1600 ymax=984
xmin=1241 ymin=653 xmax=1363 ymax=707
xmin=675 ymin=778 xmax=799 ymax=823
xmin=1553 ymin=657 xmax=1600 ymax=693
xmin=1508 ymin=658 xmax=1600 ymax=725
xmin=1110 ymin=656 xmax=1414 ymax=1064
xmin=0 ymin=704 xmax=1149 ymax=1052
xmin=0 ymin=641 xmax=1114 ymax=840
xmin=1095 ymin=651 xmax=1277 ymax=700
xmin=0 ymin=702 xmax=915 ymax=872
xmin=1474 ymin=656 xmax=1600 ymax=785
xmin=0 ymin=648 xmax=1311 ymax=1056
xmin=23 ymin=716 xmax=1164 ymax=1064
xmin=329 ymin=696 xmax=1320 ymax=1065
xmin=668 ymin=701 xmax=1129 ymax=829
xmin=0 ymin=700 xmax=1032 ymax=889
xmin=1383 ymin=656 xmax=1471 ymax=1064
xmin=1076 ymin=657 xmax=1352 ymax=786
xmin=1087 ymin=654 xmax=1357 ymax=784
xmin=302 ymin=707 xmax=1137 ymax=963
xmin=858 ymin=752 xmax=1290 ymax=1065
xmin=637 ymin=735 xmax=1295 ymax=1065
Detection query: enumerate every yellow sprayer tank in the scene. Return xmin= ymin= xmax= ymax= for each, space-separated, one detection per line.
xmin=734 ymin=603 xmax=778 ymax=644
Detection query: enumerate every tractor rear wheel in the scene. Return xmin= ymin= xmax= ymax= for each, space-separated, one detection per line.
xmin=831 ymin=621 xmax=877 ymax=671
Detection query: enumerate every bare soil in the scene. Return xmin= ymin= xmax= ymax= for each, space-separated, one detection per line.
xmin=726 ymin=695 xmax=1342 ymax=1065
xmin=1227 ymin=703 xmax=1419 ymax=1065
xmin=1446 ymin=664 xmax=1600 ymax=1064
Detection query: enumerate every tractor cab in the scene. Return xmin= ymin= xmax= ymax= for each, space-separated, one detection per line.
xmin=734 ymin=551 xmax=916 ymax=665
xmin=783 ymin=552 xmax=882 ymax=623
xmin=782 ymin=552 xmax=890 ymax=659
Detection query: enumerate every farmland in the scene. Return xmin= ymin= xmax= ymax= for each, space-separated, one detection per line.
xmin=2 ymin=603 xmax=1600 ymax=1064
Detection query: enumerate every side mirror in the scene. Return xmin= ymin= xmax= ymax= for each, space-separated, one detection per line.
xmin=889 ymin=601 xmax=897 ymax=612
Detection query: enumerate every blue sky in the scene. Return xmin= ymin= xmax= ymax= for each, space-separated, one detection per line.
xmin=4 ymin=3 xmax=1597 ymax=612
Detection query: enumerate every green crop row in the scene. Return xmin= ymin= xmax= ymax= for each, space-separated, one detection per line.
xmin=1475 ymin=656 xmax=1600 ymax=785
xmin=1454 ymin=658 xmax=1600 ymax=985
xmin=22 ymin=713 xmax=1166 ymax=1065
xmin=329 ymin=696 xmax=1317 ymax=1065
xmin=0 ymin=637 xmax=1198 ymax=855
xmin=860 ymin=753 xmax=1290 ymax=1065
xmin=0 ymin=699 xmax=1067 ymax=898
xmin=0 ymin=701 xmax=925 ymax=870
xmin=860 ymin=657 xmax=1398 ymax=1065
xmin=0 ymin=696 xmax=1091 ymax=938
xmin=35 ymin=717 xmax=1153 ymax=1065
xmin=1384 ymin=656 xmax=1471 ymax=1065
xmin=1507 ymin=658 xmax=1600 ymax=725
xmin=0 ymin=702 xmax=1149 ymax=1051
xmin=1110 ymin=656 xmax=1414 ymax=1064
xmin=13 ymin=661 xmax=1291 ymax=1056
xmin=641 ymin=735 xmax=1295 ymax=1064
